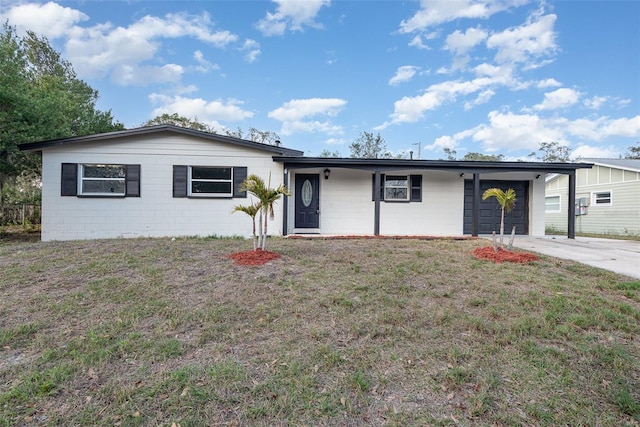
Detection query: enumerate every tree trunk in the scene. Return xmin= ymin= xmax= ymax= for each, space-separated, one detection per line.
xmin=499 ymin=208 xmax=505 ymax=248
xmin=261 ymin=209 xmax=268 ymax=250
xmin=257 ymin=212 xmax=264 ymax=250
xmin=492 ymin=231 xmax=498 ymax=252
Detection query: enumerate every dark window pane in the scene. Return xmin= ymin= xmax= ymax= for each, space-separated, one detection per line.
xmin=83 ymin=165 xmax=125 ymax=179
xmin=82 ymin=180 xmax=125 ymax=194
xmin=385 ymin=188 xmax=407 ymax=199
xmin=192 ymin=167 xmax=231 ymax=180
xmin=192 ymin=181 xmax=232 ymax=194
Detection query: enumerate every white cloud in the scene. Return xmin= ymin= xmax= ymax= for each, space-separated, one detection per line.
xmin=240 ymin=39 xmax=261 ymax=63
xmin=268 ymin=98 xmax=346 ymax=136
xmin=431 ymin=111 xmax=640 ymax=154
xmin=149 ymin=94 xmax=254 ymax=127
xmin=444 ymin=27 xmax=488 ymax=55
xmin=256 ymin=0 xmax=331 ymax=36
xmin=389 ymin=66 xmax=420 ymax=86
xmin=464 ymin=89 xmax=495 ymax=110
xmin=112 ymin=64 xmax=184 ymax=86
xmin=536 ymin=78 xmax=562 ymax=88
xmin=486 ymin=12 xmax=558 ymax=66
xmin=5 ymin=3 xmax=240 ymax=86
xmin=583 ymin=96 xmax=609 ymax=110
xmin=192 ymin=50 xmax=219 ymax=73
xmin=399 ymin=0 xmax=526 ymax=33
xmin=3 ymin=1 xmax=88 ymax=38
xmin=571 ymin=145 xmax=620 ymax=160
xmin=382 ymin=76 xmax=501 ymax=126
xmin=534 ymin=88 xmax=581 ymax=111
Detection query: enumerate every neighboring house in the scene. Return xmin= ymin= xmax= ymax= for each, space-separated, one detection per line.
xmin=20 ymin=125 xmax=591 ymax=241
xmin=545 ymin=158 xmax=640 ymax=236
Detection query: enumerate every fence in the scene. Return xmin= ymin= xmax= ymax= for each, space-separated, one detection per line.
xmin=0 ymin=204 xmax=42 ymax=226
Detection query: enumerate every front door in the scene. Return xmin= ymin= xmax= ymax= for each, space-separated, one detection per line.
xmin=295 ymin=174 xmax=320 ymax=228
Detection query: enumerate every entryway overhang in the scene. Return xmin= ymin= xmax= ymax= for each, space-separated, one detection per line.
xmin=273 ymin=157 xmax=593 ymax=239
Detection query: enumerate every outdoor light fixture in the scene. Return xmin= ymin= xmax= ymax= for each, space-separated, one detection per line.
xmin=536 ymin=174 xmax=541 ymax=179
xmin=324 ymin=168 xmax=331 ymax=180
xmin=459 ymin=173 xmax=464 ymax=177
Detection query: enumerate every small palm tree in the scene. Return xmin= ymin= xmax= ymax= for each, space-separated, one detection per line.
xmin=240 ymin=174 xmax=290 ymax=250
xmin=232 ymin=202 xmax=260 ymax=250
xmin=482 ymin=187 xmax=517 ymax=249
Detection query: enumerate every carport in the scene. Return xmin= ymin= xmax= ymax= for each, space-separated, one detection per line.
xmin=273 ymin=157 xmax=593 ymax=239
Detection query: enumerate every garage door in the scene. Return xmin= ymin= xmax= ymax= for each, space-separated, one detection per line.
xmin=463 ymin=180 xmax=529 ymax=235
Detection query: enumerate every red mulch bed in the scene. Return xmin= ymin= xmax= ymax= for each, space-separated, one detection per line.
xmin=228 ymin=249 xmax=281 ymax=266
xmin=287 ymin=235 xmax=474 ymax=240
xmin=472 ymin=246 xmax=539 ymax=264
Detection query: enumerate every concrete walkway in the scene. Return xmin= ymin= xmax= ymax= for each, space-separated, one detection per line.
xmin=503 ymin=236 xmax=640 ymax=279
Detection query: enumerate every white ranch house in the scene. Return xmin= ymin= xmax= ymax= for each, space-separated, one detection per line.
xmin=20 ymin=125 xmax=591 ymax=241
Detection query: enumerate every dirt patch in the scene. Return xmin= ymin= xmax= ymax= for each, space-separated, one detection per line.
xmin=472 ymin=246 xmax=539 ymax=264
xmin=228 ymin=249 xmax=281 ymax=266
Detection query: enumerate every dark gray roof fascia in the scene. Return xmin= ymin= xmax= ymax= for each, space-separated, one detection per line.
xmin=273 ymin=157 xmax=593 ymax=174
xmin=19 ymin=125 xmax=304 ymax=157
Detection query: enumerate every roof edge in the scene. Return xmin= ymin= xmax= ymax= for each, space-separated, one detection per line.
xmin=18 ymin=125 xmax=304 ymax=156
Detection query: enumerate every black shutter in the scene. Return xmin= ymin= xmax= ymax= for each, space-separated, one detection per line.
xmin=372 ymin=173 xmax=385 ymax=201
xmin=233 ymin=167 xmax=247 ymax=198
xmin=125 ymin=165 xmax=141 ymax=197
xmin=61 ymin=163 xmax=77 ymax=196
xmin=173 ymin=165 xmax=188 ymax=197
xmin=410 ymin=175 xmax=422 ymax=202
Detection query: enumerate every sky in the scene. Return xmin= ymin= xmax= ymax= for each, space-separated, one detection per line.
xmin=2 ymin=0 xmax=639 ymax=159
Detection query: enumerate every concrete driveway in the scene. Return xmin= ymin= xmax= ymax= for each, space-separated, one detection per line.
xmin=502 ymin=236 xmax=640 ymax=279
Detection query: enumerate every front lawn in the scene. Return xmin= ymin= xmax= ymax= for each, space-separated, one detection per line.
xmin=1 ymin=237 xmax=638 ymax=426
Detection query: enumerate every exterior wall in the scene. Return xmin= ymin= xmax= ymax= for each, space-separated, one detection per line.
xmin=40 ymin=133 xmax=285 ymax=241
xmin=545 ymin=165 xmax=640 ymax=235
xmin=288 ymin=169 xmax=545 ymax=236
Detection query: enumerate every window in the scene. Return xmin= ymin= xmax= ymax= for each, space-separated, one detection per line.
xmin=173 ymin=165 xmax=247 ymax=198
xmin=545 ymin=195 xmax=561 ymax=213
xmin=190 ymin=166 xmax=232 ymax=196
xmin=372 ymin=174 xmax=422 ymax=202
xmin=591 ymin=191 xmax=612 ymax=206
xmin=61 ymin=163 xmax=140 ymax=197
xmin=81 ymin=164 xmax=126 ymax=195
xmin=385 ymin=175 xmax=408 ymax=200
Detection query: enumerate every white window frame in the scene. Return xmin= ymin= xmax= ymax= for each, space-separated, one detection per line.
xmin=591 ymin=190 xmax=612 ymax=206
xmin=384 ymin=175 xmax=409 ymax=201
xmin=188 ymin=166 xmax=233 ymax=197
xmin=545 ymin=195 xmax=561 ymax=213
xmin=79 ymin=164 xmax=126 ymax=196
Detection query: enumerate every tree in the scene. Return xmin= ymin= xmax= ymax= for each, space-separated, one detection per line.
xmin=232 ymin=203 xmax=260 ymax=250
xmin=142 ymin=113 xmax=216 ymax=133
xmin=319 ymin=149 xmax=341 ymax=158
xmin=624 ymin=142 xmax=640 ymax=160
xmin=482 ymin=187 xmax=517 ymax=250
xmin=238 ymin=174 xmax=289 ymax=250
xmin=529 ymin=141 xmax=571 ymax=162
xmin=462 ymin=152 xmax=504 ymax=161
xmin=442 ymin=148 xmax=457 ymax=160
xmin=349 ymin=131 xmax=392 ymax=159
xmin=225 ymin=127 xmax=281 ymax=145
xmin=0 ymin=23 xmax=123 ymax=207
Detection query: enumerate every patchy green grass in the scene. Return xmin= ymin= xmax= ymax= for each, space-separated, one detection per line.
xmin=0 ymin=236 xmax=638 ymax=426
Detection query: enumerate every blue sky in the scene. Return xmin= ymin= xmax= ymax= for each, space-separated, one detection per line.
xmin=3 ymin=0 xmax=639 ymax=159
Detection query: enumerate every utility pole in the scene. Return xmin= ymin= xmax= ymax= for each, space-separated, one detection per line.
xmin=412 ymin=142 xmax=421 ymax=160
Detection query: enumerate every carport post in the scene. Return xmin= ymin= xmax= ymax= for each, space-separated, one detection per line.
xmin=282 ymin=168 xmax=289 ymax=236
xmin=568 ymin=170 xmax=576 ymax=239
xmin=374 ymin=170 xmax=381 ymax=235
xmin=472 ymin=173 xmax=480 ymax=237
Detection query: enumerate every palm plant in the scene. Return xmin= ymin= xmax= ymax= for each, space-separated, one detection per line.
xmin=232 ymin=202 xmax=260 ymax=250
xmin=482 ymin=187 xmax=517 ymax=249
xmin=239 ymin=174 xmax=290 ymax=250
